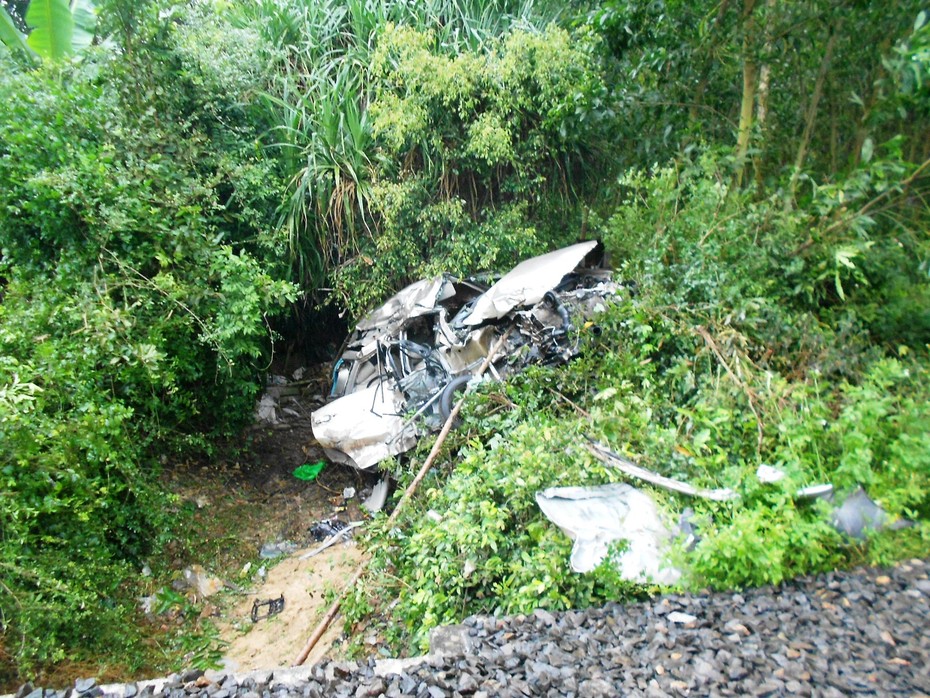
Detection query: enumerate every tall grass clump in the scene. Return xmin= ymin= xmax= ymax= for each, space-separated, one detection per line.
xmin=227 ymin=0 xmax=605 ymax=311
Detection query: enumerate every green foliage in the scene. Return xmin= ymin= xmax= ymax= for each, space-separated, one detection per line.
xmin=151 ymin=589 xmax=227 ymax=670
xmin=241 ymin=0 xmax=553 ymax=291
xmin=579 ymin=0 xmax=929 ymax=189
xmin=686 ymin=499 xmax=843 ymax=590
xmin=592 ymin=149 xmax=930 ymax=588
xmin=831 ymin=360 xmax=930 ymax=512
xmin=240 ymin=0 xmax=610 ymax=312
xmin=0 ymin=1 xmax=294 ymax=676
xmin=0 ymin=0 xmax=99 ymax=61
xmin=327 ymin=21 xmax=608 ymax=315
xmin=24 ymin=0 xmax=75 ymax=59
xmin=346 ymin=144 xmax=930 ymax=651
xmin=333 ymin=193 xmax=544 ymax=317
xmin=0 ymin=3 xmax=34 ymax=58
xmin=0 ymin=338 xmax=166 ymax=668
xmin=344 ymin=416 xmax=648 ymax=653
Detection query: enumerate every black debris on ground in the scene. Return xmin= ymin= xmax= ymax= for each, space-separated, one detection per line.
xmin=20 ymin=560 xmax=930 ymax=697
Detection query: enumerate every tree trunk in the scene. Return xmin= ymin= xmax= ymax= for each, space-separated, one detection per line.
xmin=850 ymin=33 xmax=894 ymax=169
xmin=734 ymin=0 xmax=758 ymax=188
xmin=786 ymin=20 xmax=842 ymax=205
xmin=689 ymin=0 xmax=732 ymax=126
xmin=752 ymin=0 xmax=776 ymax=187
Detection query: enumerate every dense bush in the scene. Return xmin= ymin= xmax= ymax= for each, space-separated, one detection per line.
xmin=235 ymin=0 xmax=612 ymax=316
xmin=344 ymin=147 xmax=930 ymax=654
xmin=330 ymin=22 xmax=609 ymax=316
xmin=345 ymin=403 xmax=645 ymax=653
xmin=0 ymin=3 xmax=293 ymax=674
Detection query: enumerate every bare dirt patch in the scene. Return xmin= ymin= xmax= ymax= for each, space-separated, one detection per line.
xmin=163 ymin=365 xmax=381 ymax=671
xmin=218 ymin=543 xmax=365 ymax=671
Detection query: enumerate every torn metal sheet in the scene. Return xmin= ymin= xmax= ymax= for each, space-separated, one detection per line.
xmin=832 ymin=487 xmax=887 ymax=539
xmin=462 ymin=241 xmax=598 ymax=326
xmin=313 ymin=244 xmax=621 ymax=471
xmin=356 ymin=276 xmax=454 ymax=333
xmin=585 ymin=439 xmax=738 ymax=502
xmin=311 ymin=385 xmax=416 ymax=470
xmin=797 ymin=483 xmax=834 ymax=500
xmin=536 ymin=483 xmax=681 ymax=585
xmin=589 ymin=440 xmax=837 ymax=505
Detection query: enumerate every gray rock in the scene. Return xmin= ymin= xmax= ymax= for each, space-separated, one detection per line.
xmin=247 ymin=671 xmax=271 ymax=688
xmin=353 ymin=678 xmax=385 ymax=697
xmin=667 ymin=611 xmax=697 ymax=625
xmin=10 ymin=561 xmax=928 ymax=698
xmin=429 ymin=625 xmax=473 ymax=657
xmin=399 ymin=674 xmax=417 ymax=695
xmin=374 ymin=657 xmax=430 ymax=678
xmin=75 ymin=680 xmax=97 ymax=695
xmin=579 ymin=678 xmax=614 ymax=697
xmin=179 ymin=671 xmax=203 ymax=685
xmin=457 ymin=673 xmax=479 ymax=694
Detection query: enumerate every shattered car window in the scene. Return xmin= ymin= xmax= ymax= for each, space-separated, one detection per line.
xmin=311 ymin=242 xmax=622 ymax=470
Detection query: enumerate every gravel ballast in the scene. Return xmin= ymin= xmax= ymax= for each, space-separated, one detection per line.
xmin=16 ymin=560 xmax=930 ymax=697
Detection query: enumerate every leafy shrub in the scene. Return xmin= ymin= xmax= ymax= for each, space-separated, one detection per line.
xmin=345 ymin=412 xmax=648 ymax=654
xmin=0 ymin=5 xmax=294 ymax=674
xmin=345 ymin=146 xmax=930 ymax=650
xmin=332 ymin=22 xmax=609 ymax=316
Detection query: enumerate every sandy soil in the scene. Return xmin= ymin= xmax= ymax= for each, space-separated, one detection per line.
xmin=176 ymin=361 xmax=378 ymax=674
xmin=219 ymin=541 xmax=366 ymax=672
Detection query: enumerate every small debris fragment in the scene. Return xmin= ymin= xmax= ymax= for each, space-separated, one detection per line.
xmin=667 ymin=612 xmax=697 ymax=625
xmin=293 ymin=462 xmax=326 ymax=481
xmin=182 ymin=565 xmax=225 ymax=598
xmin=756 ymin=464 xmax=786 ymax=483
xmin=251 ymin=595 xmax=285 ymax=623
xmin=309 ymin=518 xmax=348 ymax=541
xmin=259 ymin=540 xmax=298 ymax=559
xmin=362 ymin=476 xmax=390 ymax=513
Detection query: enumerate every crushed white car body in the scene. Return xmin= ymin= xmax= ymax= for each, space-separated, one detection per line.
xmin=312 ymin=242 xmax=621 ymax=471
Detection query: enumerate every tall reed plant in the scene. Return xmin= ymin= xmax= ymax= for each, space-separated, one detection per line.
xmin=226 ymin=0 xmax=552 ymax=291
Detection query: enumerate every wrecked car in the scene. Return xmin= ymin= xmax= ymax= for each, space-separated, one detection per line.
xmin=311 ymin=241 xmax=622 ymax=471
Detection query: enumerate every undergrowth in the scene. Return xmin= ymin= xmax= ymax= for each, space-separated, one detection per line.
xmin=342 ymin=149 xmax=930 ymax=656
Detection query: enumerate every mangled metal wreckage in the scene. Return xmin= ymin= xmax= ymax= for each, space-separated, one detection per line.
xmin=311 ymin=241 xmax=620 ymax=471
xmin=309 ymin=242 xmax=885 ymax=586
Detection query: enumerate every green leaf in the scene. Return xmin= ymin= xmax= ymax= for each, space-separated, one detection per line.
xmin=916 ymin=10 xmax=928 ymax=32
xmin=0 ymin=7 xmax=36 ymax=58
xmin=26 ymin=0 xmax=74 ymax=60
xmin=70 ymin=0 xmax=97 ymax=53
xmin=860 ymin=137 xmax=874 ymax=164
xmin=293 ymin=462 xmax=326 ymax=481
